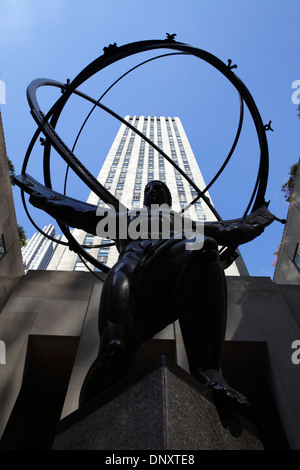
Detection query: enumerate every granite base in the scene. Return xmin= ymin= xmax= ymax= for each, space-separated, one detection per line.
xmin=53 ymin=356 xmax=263 ymax=450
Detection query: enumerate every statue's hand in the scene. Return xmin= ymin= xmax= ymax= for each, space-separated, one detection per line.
xmin=29 ymin=191 xmax=48 ymax=209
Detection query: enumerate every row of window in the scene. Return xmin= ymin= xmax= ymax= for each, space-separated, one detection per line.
xmin=74 ymin=235 xmax=112 ymax=272
xmin=165 ymin=120 xmax=189 ymax=209
xmin=103 ymin=117 xmax=204 ymax=219
xmin=157 ymin=120 xmax=166 ymax=183
xmin=114 ymin=124 xmax=130 ymax=157
xmin=168 ymin=120 xmax=206 ymax=221
xmin=131 ymin=119 xmax=148 ymax=206
xmin=107 ymin=117 xmax=169 ymax=199
xmin=105 ymin=118 xmax=142 ymax=198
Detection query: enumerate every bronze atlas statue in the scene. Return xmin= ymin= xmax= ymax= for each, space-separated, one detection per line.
xmin=14 ymin=35 xmax=285 ymax=412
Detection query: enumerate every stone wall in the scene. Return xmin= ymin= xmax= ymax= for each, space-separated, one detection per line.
xmin=274 ymin=159 xmax=300 ymax=285
xmin=0 ymin=111 xmax=24 ymax=277
xmin=0 ymin=271 xmax=299 ymax=449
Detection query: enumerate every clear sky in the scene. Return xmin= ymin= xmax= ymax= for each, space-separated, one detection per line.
xmin=0 ymin=0 xmax=299 ymax=278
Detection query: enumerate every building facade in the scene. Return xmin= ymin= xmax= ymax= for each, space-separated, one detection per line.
xmin=48 ymin=116 xmax=248 ymax=276
xmin=273 ymin=159 xmax=300 ymax=285
xmin=22 ymin=224 xmax=61 ymax=274
xmin=0 ymin=110 xmax=24 ymax=277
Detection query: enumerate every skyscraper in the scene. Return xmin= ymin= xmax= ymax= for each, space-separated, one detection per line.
xmin=22 ymin=224 xmax=61 ymax=273
xmin=48 ymin=116 xmax=248 ymax=276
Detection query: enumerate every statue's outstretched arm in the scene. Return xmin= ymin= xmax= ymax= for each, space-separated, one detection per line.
xmin=29 ymin=191 xmax=102 ymax=235
xmin=13 ymin=173 xmax=115 ymax=236
xmin=200 ymin=204 xmax=284 ymax=247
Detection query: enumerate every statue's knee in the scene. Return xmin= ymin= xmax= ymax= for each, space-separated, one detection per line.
xmin=202 ymin=237 xmax=219 ymax=262
xmin=203 ymin=236 xmax=218 ymax=251
xmin=105 ymin=269 xmax=131 ymax=302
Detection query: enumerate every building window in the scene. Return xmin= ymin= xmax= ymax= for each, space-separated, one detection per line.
xmin=94 ymin=266 xmax=106 ymax=272
xmin=98 ymin=241 xmax=109 ymax=263
xmin=101 ymin=238 xmax=112 ymax=245
xmin=115 ymin=189 xmax=123 ymax=198
xmin=74 ymin=260 xmax=87 ymax=271
xmin=0 ymin=235 xmax=6 ymax=260
xmin=196 ymin=212 xmax=205 ymax=221
xmin=98 ymin=199 xmax=108 ymax=206
xmin=98 ymin=247 xmax=109 ymax=254
xmin=98 ymin=255 xmax=108 ymax=263
xmin=293 ymin=243 xmax=300 ymax=273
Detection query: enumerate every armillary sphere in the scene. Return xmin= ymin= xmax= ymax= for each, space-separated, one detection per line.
xmin=17 ymin=34 xmax=271 ymax=277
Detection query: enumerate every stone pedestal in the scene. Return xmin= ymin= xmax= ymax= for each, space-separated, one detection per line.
xmin=53 ymin=356 xmax=263 ymax=450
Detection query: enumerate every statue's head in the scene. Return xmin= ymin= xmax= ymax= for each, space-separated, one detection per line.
xmin=143 ymin=180 xmax=172 ymax=207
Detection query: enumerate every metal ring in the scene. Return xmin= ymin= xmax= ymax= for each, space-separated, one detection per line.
xmin=22 ymin=38 xmax=269 ymax=271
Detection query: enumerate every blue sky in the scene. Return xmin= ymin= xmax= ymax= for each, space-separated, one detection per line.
xmin=0 ymin=0 xmax=299 ymax=277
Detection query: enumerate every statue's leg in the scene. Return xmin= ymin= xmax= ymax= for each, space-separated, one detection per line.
xmin=79 ymin=260 xmax=142 ymax=406
xmin=177 ymin=237 xmax=226 ymax=373
xmin=177 ymin=238 xmax=251 ymax=413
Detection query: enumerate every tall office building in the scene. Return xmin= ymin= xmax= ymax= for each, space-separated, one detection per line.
xmin=48 ymin=116 xmax=248 ymax=276
xmin=22 ymin=224 xmax=61 ymax=273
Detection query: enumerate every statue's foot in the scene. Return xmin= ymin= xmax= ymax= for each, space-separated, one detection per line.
xmin=193 ymin=368 xmax=251 ymax=414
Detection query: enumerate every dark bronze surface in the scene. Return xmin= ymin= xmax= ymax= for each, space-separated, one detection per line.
xmin=14 ymin=36 xmax=286 ymax=412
